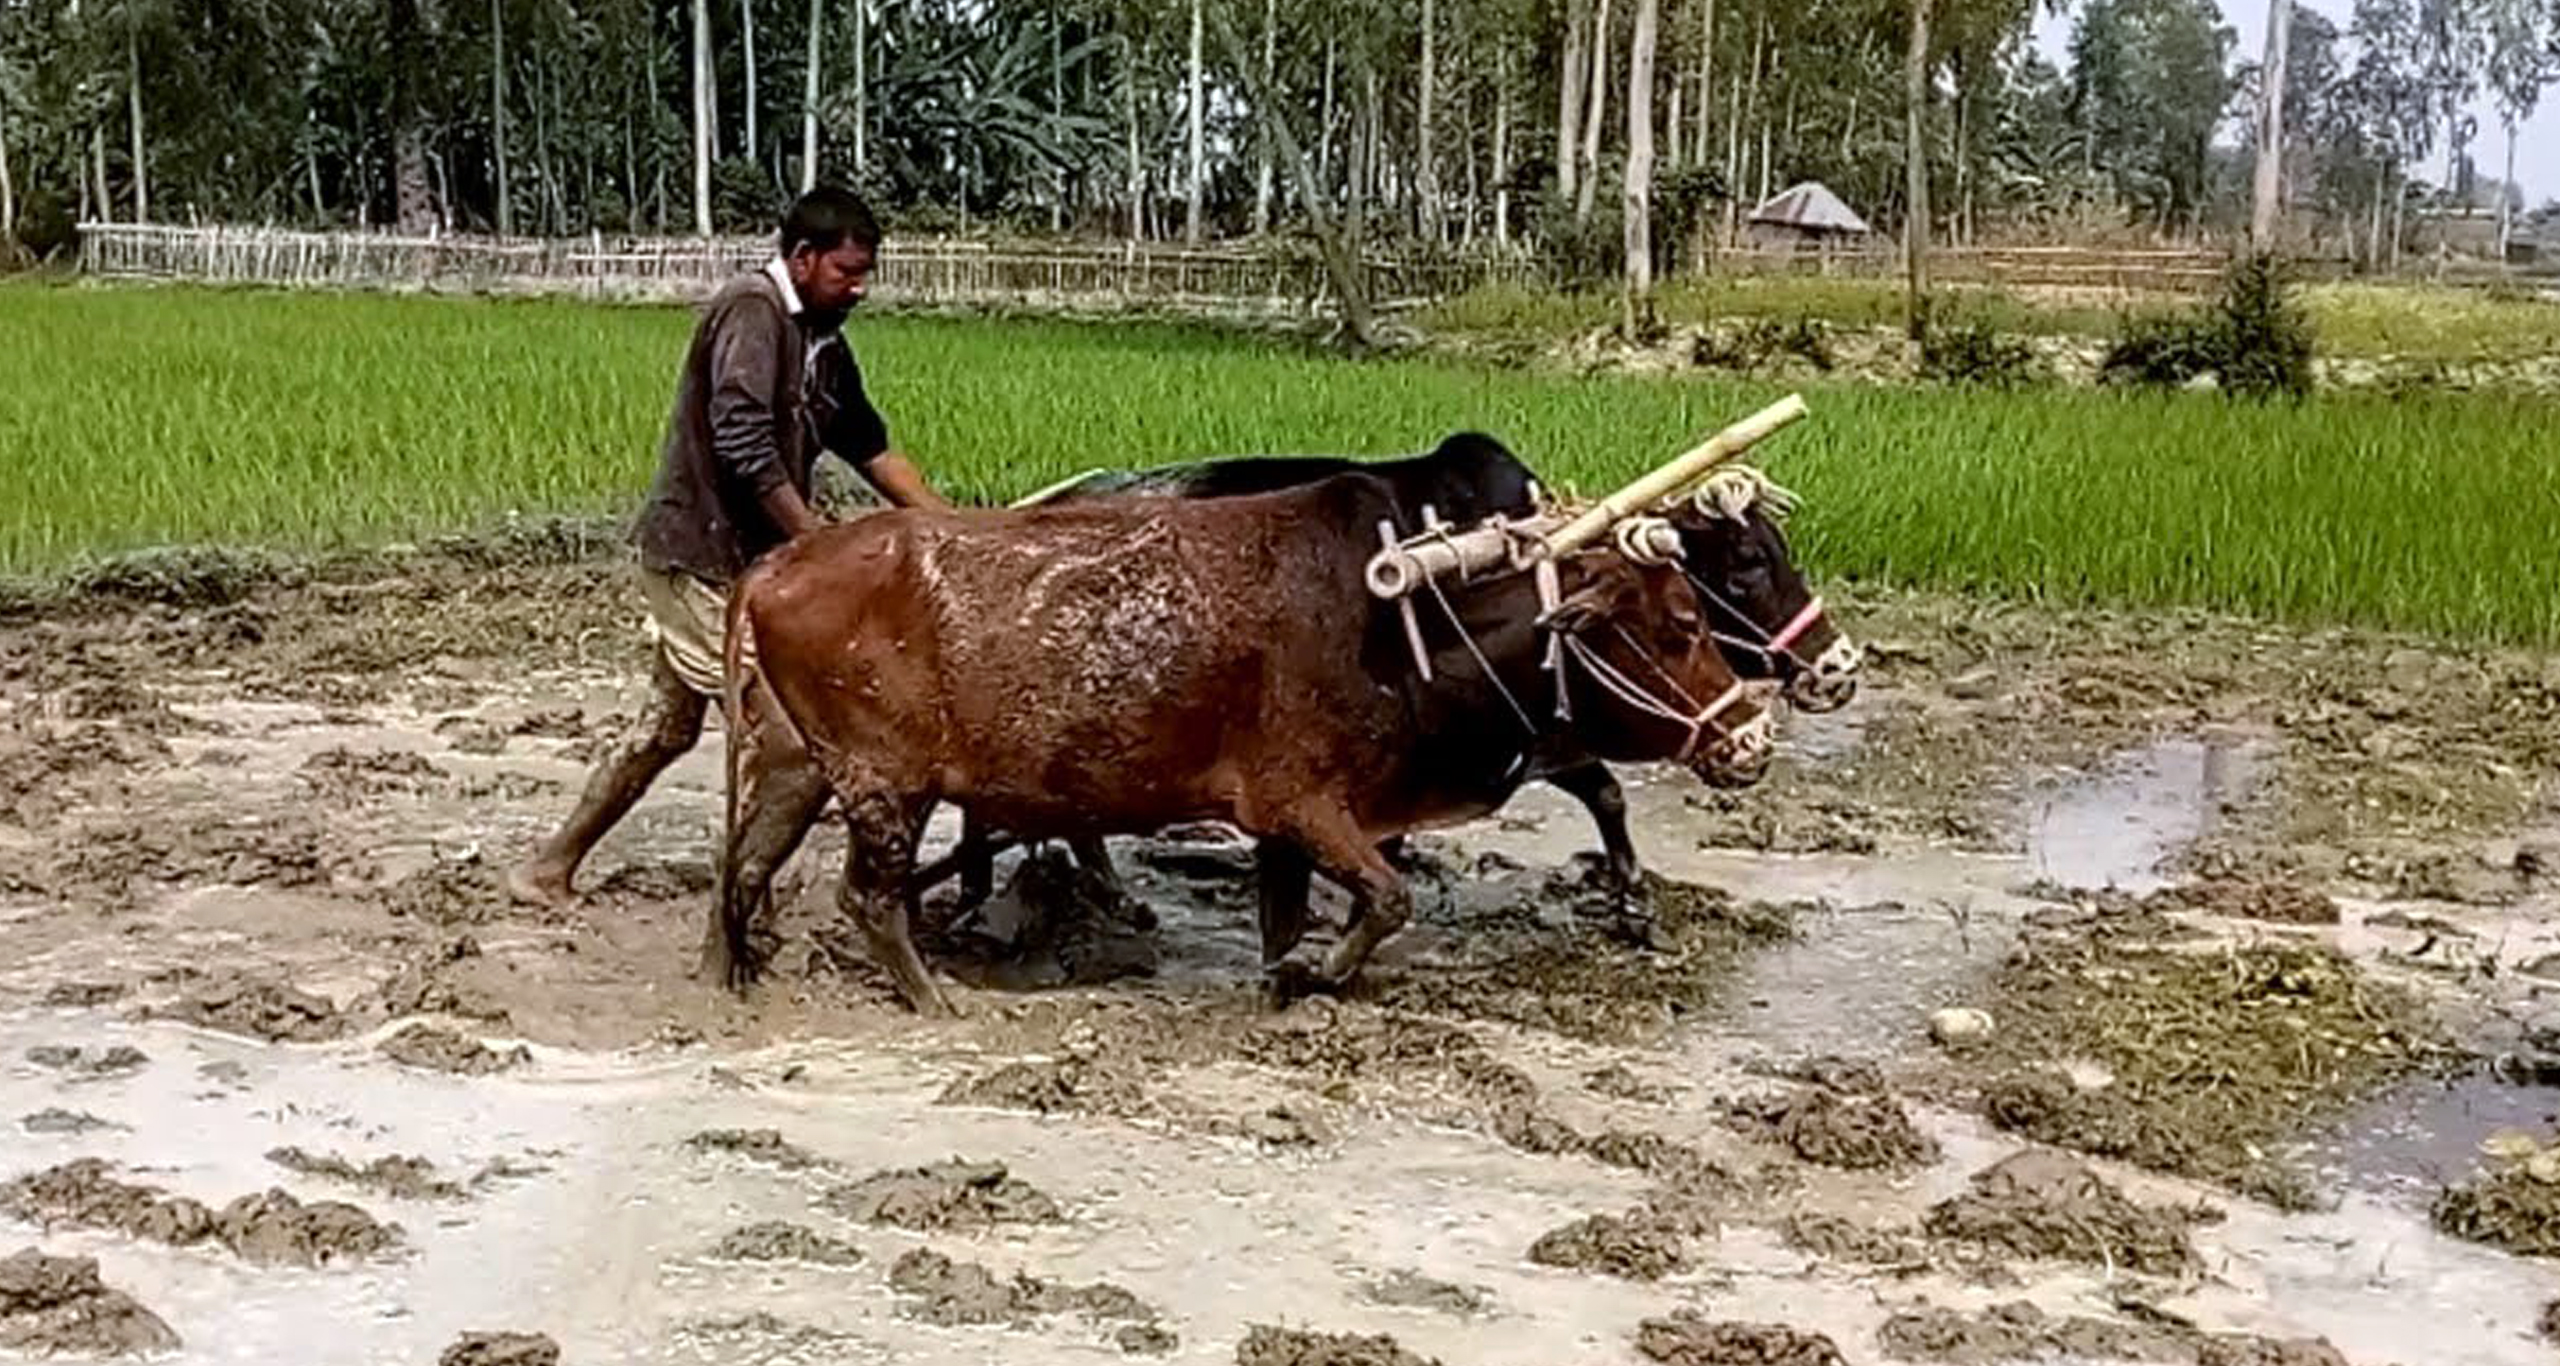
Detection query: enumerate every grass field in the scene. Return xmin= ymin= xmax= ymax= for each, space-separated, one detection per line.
xmin=6 ymin=278 xmax=2558 ymax=645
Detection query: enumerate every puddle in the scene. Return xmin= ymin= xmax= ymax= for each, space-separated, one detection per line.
xmin=2025 ymin=735 xmax=2263 ymax=892
xmin=1705 ymin=901 xmax=2013 ymax=1060
xmin=2302 ymin=1064 xmax=2560 ymax=1203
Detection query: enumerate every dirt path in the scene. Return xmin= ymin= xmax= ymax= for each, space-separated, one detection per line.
xmin=2 ymin=547 xmax=2554 ymax=1363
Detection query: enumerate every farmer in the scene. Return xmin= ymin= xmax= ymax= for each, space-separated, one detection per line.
xmin=507 ymin=185 xmax=947 ymax=910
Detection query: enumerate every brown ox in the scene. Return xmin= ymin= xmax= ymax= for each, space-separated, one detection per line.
xmin=715 ymin=471 xmax=1767 ymax=1015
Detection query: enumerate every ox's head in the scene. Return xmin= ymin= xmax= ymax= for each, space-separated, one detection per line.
xmin=1671 ymin=466 xmax=1860 ymax=714
xmin=1538 ymin=554 xmax=1774 ymax=789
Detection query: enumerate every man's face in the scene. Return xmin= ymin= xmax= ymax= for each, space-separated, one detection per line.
xmin=789 ymin=239 xmax=874 ymax=314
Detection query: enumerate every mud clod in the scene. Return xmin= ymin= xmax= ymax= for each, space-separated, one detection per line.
xmin=379 ymin=1023 xmax=530 ymax=1075
xmin=1965 ymin=935 xmax=2434 ymax=1208
xmin=2429 ymin=1129 xmax=2560 ymax=1257
xmin=1375 ymin=868 xmax=1794 ymax=1043
xmin=2537 ymin=1301 xmax=2558 ymax=1344
xmin=0 ymin=1248 xmax=181 ymax=1357
xmin=823 ymin=1160 xmax=1063 ymax=1230
xmin=298 ymin=746 xmax=439 ymax=798
xmin=2152 ymin=879 xmax=2340 ymax=926
xmin=708 ymin=1221 xmax=863 ymax=1265
xmin=1781 ymin=1213 xmax=1929 ymax=1267
xmin=886 ymin=1247 xmax=1157 ymax=1331
xmin=937 ymin=1056 xmax=1149 ymax=1117
xmin=1234 ymin=1324 xmax=1441 ymax=1366
xmin=2193 ymin=1337 xmax=2351 ymax=1366
xmin=266 ymin=1147 xmax=465 ymax=1201
xmin=23 ymin=1044 xmax=148 ymax=1077
xmin=1923 ymin=1151 xmax=2212 ymax=1275
xmin=1118 ymin=1322 xmax=1181 ymax=1355
xmin=1585 ymin=1063 xmax=1675 ymax=1104
xmin=1526 ymin=1209 xmax=1699 ymax=1281
xmin=1635 ymin=1311 xmax=1846 ymax=1366
xmin=681 ymin=1128 xmax=834 ymax=1172
xmin=437 ymin=1331 xmax=561 ymax=1366
xmin=1724 ymin=1089 xmax=1940 ymax=1169
xmin=156 ymin=975 xmax=345 ymax=1043
xmin=212 ymin=1188 xmax=404 ymax=1267
xmin=1359 ymin=1269 xmax=1491 ymax=1316
xmin=1877 ymin=1301 xmax=2187 ymax=1362
xmin=37 ymin=982 xmax=126 ymax=1008
xmin=20 ymin=1110 xmax=120 ymax=1135
xmin=380 ymin=857 xmax=504 ymax=925
xmin=0 ymin=1160 xmax=399 ymax=1266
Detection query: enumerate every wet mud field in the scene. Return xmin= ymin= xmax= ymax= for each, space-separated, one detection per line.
xmin=3 ymin=543 xmax=2557 ymax=1364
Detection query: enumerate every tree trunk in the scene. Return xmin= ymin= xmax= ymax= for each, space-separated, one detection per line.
xmin=1577 ymin=0 xmax=1611 ymax=221
xmin=1125 ymin=31 xmax=1143 ymax=242
xmin=92 ymin=126 xmax=110 ymax=225
xmin=1723 ymin=27 xmax=1743 ymax=240
xmin=852 ymin=0 xmax=867 ymax=174
xmin=693 ymin=0 xmax=715 ymax=233
xmin=1494 ymin=48 xmax=1512 ymax=242
xmin=1462 ymin=95 xmax=1480 ymax=244
xmin=0 ymin=97 xmax=16 ymax=246
xmin=1694 ymin=0 xmax=1713 ymax=175
xmin=1624 ymin=0 xmax=1659 ymax=336
xmin=1186 ymin=0 xmax=1206 ymax=244
xmin=308 ymin=116 xmax=327 ymax=222
xmin=1320 ymin=34 xmax=1336 ymax=189
xmin=2496 ymin=115 xmax=2516 ymax=260
xmin=2250 ymin=0 xmax=2290 ymax=246
xmin=1668 ymin=75 xmax=1682 ymax=168
xmin=1558 ymin=0 xmax=1588 ymax=209
xmin=127 ymin=19 xmax=147 ymax=222
xmin=1903 ymin=0 xmax=1930 ymax=341
xmin=742 ymin=0 xmax=759 ymax=169
xmin=1417 ymin=0 xmax=1437 ymax=241
xmin=1208 ymin=3 xmax=1374 ymax=348
xmin=1254 ymin=0 xmax=1276 ymax=232
xmin=802 ymin=0 xmax=822 ymax=190
xmin=493 ymin=0 xmax=512 ymax=233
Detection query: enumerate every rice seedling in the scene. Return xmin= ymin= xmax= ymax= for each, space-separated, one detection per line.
xmin=5 ymin=280 xmax=2555 ymax=644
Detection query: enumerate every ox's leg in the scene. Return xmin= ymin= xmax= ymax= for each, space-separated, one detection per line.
xmin=835 ymin=785 xmax=957 ymax=1017
xmin=953 ymin=809 xmax=998 ymax=913
xmin=707 ymin=719 xmax=832 ymax=991
xmin=1253 ymin=838 xmax=1313 ymax=966
xmin=1546 ymin=761 xmax=1641 ymax=890
xmin=510 ymin=652 xmax=706 ymax=909
xmin=1272 ymin=815 xmax=1410 ymax=997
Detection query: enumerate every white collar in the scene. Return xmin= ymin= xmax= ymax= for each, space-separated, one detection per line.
xmin=763 ymin=257 xmax=805 ymax=316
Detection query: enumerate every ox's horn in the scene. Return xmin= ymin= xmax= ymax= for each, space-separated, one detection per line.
xmin=1533 ymin=394 xmax=1809 ymax=561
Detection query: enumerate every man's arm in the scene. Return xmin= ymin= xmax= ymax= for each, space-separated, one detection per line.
xmin=860 ymin=450 xmax=951 ymax=511
xmin=706 ymin=304 xmax=827 ymax=539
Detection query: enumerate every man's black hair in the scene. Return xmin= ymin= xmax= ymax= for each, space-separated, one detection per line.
xmin=781 ymin=186 xmax=882 ymax=256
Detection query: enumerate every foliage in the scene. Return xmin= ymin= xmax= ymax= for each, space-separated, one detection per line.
xmin=2101 ymin=251 xmax=2314 ymax=399
xmin=1919 ymin=316 xmax=2042 ymax=387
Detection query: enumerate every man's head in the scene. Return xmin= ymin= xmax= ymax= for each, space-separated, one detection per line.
xmin=780 ymin=187 xmax=881 ymax=314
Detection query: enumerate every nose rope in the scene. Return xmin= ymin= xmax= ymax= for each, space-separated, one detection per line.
xmin=1688 ymin=573 xmax=1830 ymax=670
xmin=1561 ymin=625 xmax=1758 ymax=765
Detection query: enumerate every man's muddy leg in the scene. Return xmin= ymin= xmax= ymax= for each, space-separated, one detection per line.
xmin=510 ymin=652 xmax=706 ymax=908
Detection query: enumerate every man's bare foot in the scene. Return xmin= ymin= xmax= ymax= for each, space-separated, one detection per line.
xmin=506 ymin=856 xmax=577 ymax=909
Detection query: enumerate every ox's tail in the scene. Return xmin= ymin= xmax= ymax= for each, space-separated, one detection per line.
xmin=709 ymin=578 xmax=812 ymax=992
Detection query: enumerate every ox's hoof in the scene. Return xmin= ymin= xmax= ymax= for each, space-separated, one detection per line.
xmin=1263 ymin=960 xmax=1345 ymax=1009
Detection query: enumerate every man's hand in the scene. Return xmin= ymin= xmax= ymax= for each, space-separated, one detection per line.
xmin=757 ymin=484 xmax=829 ymax=541
xmin=864 ymin=451 xmax=952 ymax=511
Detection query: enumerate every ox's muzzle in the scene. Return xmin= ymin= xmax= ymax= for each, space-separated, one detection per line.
xmin=1784 ymin=634 xmax=1862 ymax=714
xmin=1692 ymin=707 xmax=1775 ymax=789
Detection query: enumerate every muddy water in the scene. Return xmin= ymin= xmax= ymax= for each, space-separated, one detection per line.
xmin=2024 ymin=733 xmax=2265 ymax=893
